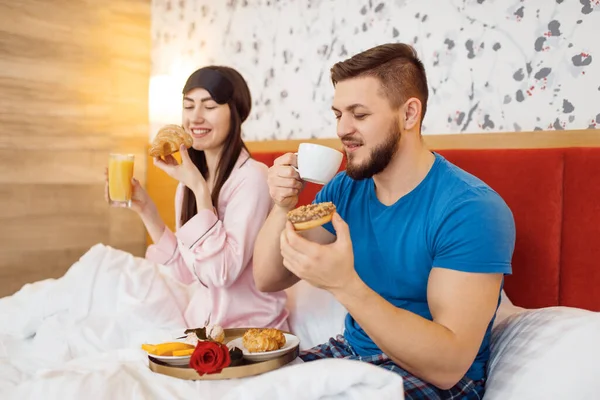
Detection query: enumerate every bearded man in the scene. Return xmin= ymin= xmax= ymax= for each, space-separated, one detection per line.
xmin=253 ymin=42 xmax=515 ymax=400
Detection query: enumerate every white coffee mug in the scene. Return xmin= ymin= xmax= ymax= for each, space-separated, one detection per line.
xmin=296 ymin=143 xmax=344 ymax=185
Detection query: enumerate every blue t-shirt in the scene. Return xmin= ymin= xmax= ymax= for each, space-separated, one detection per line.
xmin=314 ymin=152 xmax=515 ymax=381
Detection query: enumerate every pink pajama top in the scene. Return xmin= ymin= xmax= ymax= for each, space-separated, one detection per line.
xmin=145 ymin=150 xmax=289 ymax=331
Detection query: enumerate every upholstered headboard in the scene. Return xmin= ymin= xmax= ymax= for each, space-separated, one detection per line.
xmin=147 ymin=147 xmax=600 ymax=312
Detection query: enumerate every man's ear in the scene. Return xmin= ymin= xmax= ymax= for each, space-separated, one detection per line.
xmin=403 ymin=98 xmax=422 ymax=131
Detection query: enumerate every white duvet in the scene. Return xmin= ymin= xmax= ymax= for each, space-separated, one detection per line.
xmin=0 ymin=244 xmax=404 ymax=399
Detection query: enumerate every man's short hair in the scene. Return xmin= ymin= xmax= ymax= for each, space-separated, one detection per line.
xmin=330 ymin=43 xmax=429 ymax=125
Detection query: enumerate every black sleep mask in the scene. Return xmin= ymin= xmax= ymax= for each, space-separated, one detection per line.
xmin=182 ymin=68 xmax=234 ymax=104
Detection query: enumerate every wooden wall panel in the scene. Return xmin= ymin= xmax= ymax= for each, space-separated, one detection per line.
xmin=0 ymin=0 xmax=151 ymax=298
xmin=0 ymin=184 xmax=107 ymax=219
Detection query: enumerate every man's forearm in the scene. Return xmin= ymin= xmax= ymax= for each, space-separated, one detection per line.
xmin=332 ymin=279 xmax=472 ymax=389
xmin=253 ymin=206 xmax=298 ymax=292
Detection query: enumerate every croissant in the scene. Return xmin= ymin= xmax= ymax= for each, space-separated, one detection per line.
xmin=242 ymin=329 xmax=262 ymax=349
xmin=242 ymin=328 xmax=286 ymax=353
xmin=149 ymin=124 xmax=193 ymax=157
xmin=243 ymin=335 xmax=281 ymax=353
xmin=259 ymin=328 xmax=286 ymax=348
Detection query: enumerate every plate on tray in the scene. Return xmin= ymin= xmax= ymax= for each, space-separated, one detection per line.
xmin=227 ymin=333 xmax=300 ymax=362
xmin=147 ymin=353 xmax=191 ymax=366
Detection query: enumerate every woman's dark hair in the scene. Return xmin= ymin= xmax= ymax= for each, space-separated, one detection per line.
xmin=180 ymin=66 xmax=251 ymax=226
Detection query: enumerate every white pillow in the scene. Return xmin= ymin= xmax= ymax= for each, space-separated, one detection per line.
xmin=494 ymin=289 xmax=526 ymax=328
xmin=284 ymin=286 xmax=525 ymax=350
xmin=285 ymin=280 xmax=347 ymax=350
xmin=485 ymin=306 xmax=600 ymax=400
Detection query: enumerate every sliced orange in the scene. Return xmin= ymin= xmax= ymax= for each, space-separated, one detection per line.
xmin=172 ymin=348 xmax=195 ymax=356
xmin=141 ymin=342 xmax=195 ymax=356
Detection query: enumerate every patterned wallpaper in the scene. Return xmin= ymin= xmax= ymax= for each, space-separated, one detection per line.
xmin=151 ymin=0 xmax=600 ymax=141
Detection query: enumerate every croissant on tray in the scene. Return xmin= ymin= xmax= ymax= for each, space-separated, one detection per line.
xmin=258 ymin=328 xmax=286 ymax=348
xmin=242 ymin=328 xmax=286 ymax=353
xmin=149 ymin=124 xmax=193 ymax=158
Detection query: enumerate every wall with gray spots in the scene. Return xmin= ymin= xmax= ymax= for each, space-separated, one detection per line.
xmin=151 ymin=0 xmax=600 ymax=140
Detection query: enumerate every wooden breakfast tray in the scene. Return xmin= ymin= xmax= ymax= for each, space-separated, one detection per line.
xmin=148 ymin=327 xmax=299 ymax=380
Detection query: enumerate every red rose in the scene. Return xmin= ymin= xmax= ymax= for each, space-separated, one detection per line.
xmin=189 ymin=341 xmax=231 ymax=376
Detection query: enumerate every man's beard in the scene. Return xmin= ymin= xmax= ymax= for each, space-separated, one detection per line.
xmin=345 ymin=120 xmax=401 ymax=180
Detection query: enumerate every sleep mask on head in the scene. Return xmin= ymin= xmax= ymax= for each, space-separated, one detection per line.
xmin=182 ymin=68 xmax=234 ymax=104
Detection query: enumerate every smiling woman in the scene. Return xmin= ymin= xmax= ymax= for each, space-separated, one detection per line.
xmin=107 ymin=65 xmax=290 ymax=331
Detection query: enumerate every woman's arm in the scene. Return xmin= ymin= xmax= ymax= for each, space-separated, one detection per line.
xmin=145 ymin=183 xmax=198 ymax=285
xmin=147 ymin=166 xmax=273 ymax=288
xmin=140 ymin=205 xmax=167 ymax=244
xmin=146 ymin=226 xmax=197 ymax=285
xmin=178 ymin=170 xmax=272 ymax=288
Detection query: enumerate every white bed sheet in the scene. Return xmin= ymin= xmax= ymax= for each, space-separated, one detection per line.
xmin=0 ymin=244 xmax=404 ymax=399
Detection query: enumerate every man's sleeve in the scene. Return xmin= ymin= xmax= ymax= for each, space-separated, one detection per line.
xmin=432 ymin=190 xmax=516 ymax=274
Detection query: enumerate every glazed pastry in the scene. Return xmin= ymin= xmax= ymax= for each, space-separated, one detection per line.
xmin=149 ymin=124 xmax=193 ymax=157
xmin=287 ymin=202 xmax=336 ymax=231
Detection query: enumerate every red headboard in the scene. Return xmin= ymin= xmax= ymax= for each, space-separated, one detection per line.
xmin=252 ymin=148 xmax=600 ymax=311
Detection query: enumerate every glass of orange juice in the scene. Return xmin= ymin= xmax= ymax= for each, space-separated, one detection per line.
xmin=108 ymin=153 xmax=135 ymax=207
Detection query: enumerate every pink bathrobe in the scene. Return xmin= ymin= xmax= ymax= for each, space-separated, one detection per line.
xmin=145 ymin=150 xmax=289 ymax=330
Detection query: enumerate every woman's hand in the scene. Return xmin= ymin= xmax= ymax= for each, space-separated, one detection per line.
xmin=104 ymin=168 xmax=156 ymax=216
xmin=153 ymin=145 xmax=214 ymax=212
xmin=154 ymin=145 xmax=209 ymax=194
xmin=104 ymin=168 xmax=165 ymax=242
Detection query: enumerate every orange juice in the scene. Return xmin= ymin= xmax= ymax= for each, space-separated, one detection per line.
xmin=108 ymin=154 xmax=135 ymax=206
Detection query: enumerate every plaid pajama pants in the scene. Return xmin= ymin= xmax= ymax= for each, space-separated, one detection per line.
xmin=299 ymin=335 xmax=485 ymax=400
